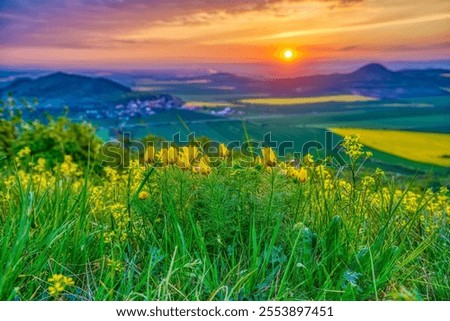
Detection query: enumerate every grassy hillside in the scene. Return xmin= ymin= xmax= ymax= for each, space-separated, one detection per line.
xmin=0 ymin=135 xmax=448 ymax=300
xmin=1 ymin=72 xmax=132 ymax=108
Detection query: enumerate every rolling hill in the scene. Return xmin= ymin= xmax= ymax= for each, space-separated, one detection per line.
xmin=1 ymin=72 xmax=132 ymax=107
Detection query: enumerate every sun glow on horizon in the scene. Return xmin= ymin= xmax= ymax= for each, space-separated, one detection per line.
xmin=280 ymin=48 xmax=298 ymax=62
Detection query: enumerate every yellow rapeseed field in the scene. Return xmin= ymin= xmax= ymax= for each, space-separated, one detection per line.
xmin=240 ymin=95 xmax=377 ymax=105
xmin=331 ymin=128 xmax=450 ymax=167
xmin=184 ymin=101 xmax=238 ymax=108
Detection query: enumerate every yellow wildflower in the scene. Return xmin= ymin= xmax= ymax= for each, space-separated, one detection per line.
xmin=315 ymin=165 xmax=331 ymax=180
xmin=105 ymin=167 xmax=120 ymax=184
xmin=178 ymin=147 xmax=192 ymax=169
xmin=157 ymin=148 xmax=167 ymax=164
xmin=106 ymin=258 xmax=124 ymax=273
xmin=287 ymin=167 xmax=308 ymax=183
xmin=297 ymin=167 xmax=308 ymax=183
xmin=4 ymin=176 xmax=15 ymax=189
xmin=375 ymin=168 xmax=385 ymax=178
xmin=138 ymin=191 xmax=149 ymax=200
xmin=59 ymin=155 xmax=81 ymax=177
xmin=103 ymin=231 xmax=116 ymax=243
xmin=324 ymin=179 xmax=334 ymax=190
xmin=129 ymin=159 xmax=141 ymax=172
xmin=254 ymin=155 xmax=263 ymax=166
xmin=188 ymin=145 xmax=199 ymax=161
xmin=157 ymin=147 xmax=178 ymax=165
xmin=361 ymin=176 xmax=375 ymax=188
xmin=18 ymin=170 xmax=30 ymax=186
xmin=34 ymin=158 xmax=47 ymax=172
xmin=342 ymin=134 xmax=364 ymax=160
xmin=197 ymin=156 xmax=211 ymax=175
xmin=167 ymin=146 xmax=177 ymax=164
xmin=48 ymin=274 xmax=75 ymax=297
xmin=303 ymin=154 xmax=314 ymax=167
xmin=338 ymin=179 xmax=352 ymax=191
xmin=403 ymin=191 xmax=419 ymax=214
xmin=17 ymin=146 xmax=31 ymax=158
xmin=262 ymin=147 xmax=277 ymax=167
xmin=144 ymin=146 xmax=156 ymax=164
xmin=219 ymin=143 xmax=230 ymax=158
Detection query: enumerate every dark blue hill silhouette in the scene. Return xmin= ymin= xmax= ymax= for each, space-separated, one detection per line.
xmin=2 ymin=72 xmax=131 ymax=107
xmin=189 ymin=63 xmax=450 ymax=98
xmin=259 ymin=63 xmax=450 ymax=98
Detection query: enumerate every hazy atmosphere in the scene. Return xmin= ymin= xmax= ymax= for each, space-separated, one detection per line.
xmin=1 ymin=0 xmax=449 ymax=75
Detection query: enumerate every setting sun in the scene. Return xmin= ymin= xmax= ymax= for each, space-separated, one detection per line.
xmin=283 ymin=49 xmax=293 ymax=59
xmin=280 ymin=48 xmax=297 ymax=61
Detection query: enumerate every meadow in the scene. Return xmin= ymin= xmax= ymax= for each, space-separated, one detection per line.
xmin=0 ymin=131 xmax=449 ymax=300
xmin=1 ymin=93 xmax=449 ymax=301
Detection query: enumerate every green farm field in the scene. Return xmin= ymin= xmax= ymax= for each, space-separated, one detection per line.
xmin=96 ymin=92 xmax=450 ymax=180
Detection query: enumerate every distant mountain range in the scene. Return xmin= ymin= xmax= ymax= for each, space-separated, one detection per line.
xmin=1 ymin=64 xmax=449 ymax=108
xmin=197 ymin=63 xmax=450 ymax=98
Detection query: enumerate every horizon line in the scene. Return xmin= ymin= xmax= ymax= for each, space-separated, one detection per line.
xmin=1 ymin=59 xmax=449 ymax=79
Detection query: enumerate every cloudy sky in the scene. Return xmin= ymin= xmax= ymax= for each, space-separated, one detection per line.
xmin=0 ymin=0 xmax=449 ymax=75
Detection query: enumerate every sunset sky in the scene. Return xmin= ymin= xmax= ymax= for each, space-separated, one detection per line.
xmin=1 ymin=0 xmax=449 ymax=76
